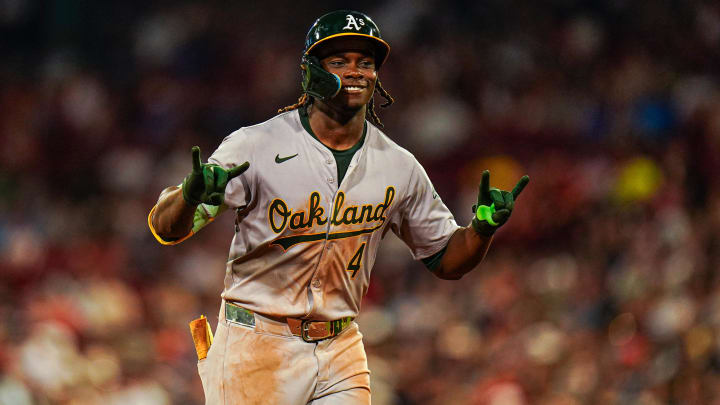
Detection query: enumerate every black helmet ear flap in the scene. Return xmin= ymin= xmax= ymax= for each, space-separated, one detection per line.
xmin=301 ymin=55 xmax=342 ymax=101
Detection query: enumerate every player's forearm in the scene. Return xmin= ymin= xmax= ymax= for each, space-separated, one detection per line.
xmin=152 ymin=186 xmax=197 ymax=239
xmin=432 ymin=226 xmax=492 ymax=280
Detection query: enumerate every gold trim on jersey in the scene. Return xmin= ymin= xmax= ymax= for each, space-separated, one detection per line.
xmin=148 ymin=205 xmax=195 ymax=245
xmin=148 ymin=202 xmax=221 ymax=246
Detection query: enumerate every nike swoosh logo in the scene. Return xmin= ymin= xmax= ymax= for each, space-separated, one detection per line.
xmin=275 ymin=153 xmax=298 ymax=164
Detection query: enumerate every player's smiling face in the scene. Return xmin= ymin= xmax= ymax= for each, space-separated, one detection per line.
xmin=316 ymin=38 xmax=377 ymax=110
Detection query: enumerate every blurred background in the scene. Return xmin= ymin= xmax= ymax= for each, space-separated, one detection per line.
xmin=1 ymin=0 xmax=720 ymax=404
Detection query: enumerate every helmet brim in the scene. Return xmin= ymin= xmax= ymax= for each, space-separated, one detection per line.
xmin=304 ymin=33 xmax=390 ymax=69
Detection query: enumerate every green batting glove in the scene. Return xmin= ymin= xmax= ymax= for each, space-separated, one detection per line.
xmin=182 ymin=146 xmax=250 ymax=206
xmin=471 ymin=170 xmax=529 ymax=237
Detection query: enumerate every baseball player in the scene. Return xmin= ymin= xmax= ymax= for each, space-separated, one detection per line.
xmin=149 ymin=10 xmax=528 ymax=405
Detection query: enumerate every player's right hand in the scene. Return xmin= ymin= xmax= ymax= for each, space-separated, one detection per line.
xmin=182 ymin=146 xmax=249 ymax=206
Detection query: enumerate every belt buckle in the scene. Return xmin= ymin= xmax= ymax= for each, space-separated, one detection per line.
xmin=301 ymin=320 xmax=329 ymax=343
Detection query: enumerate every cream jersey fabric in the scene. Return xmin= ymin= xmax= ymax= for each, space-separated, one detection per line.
xmin=153 ymin=109 xmax=460 ymax=320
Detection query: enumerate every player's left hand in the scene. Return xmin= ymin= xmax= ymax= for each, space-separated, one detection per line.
xmin=471 ymin=170 xmax=529 ymax=237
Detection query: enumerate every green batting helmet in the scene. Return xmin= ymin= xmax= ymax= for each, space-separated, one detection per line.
xmin=304 ymin=10 xmax=390 ymax=68
xmin=301 ymin=10 xmax=390 ymax=100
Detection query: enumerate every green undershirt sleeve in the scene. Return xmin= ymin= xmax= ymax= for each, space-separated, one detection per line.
xmin=421 ymin=246 xmax=447 ymax=271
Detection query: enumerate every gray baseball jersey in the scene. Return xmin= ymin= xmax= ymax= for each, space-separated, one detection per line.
xmin=150 ymin=109 xmax=459 ymax=320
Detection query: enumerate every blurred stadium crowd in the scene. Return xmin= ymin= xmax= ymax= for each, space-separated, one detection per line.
xmin=2 ymin=1 xmax=720 ymax=404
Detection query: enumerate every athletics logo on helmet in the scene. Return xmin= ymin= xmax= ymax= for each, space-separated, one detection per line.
xmin=343 ymin=14 xmax=364 ymax=30
xmin=304 ymin=10 xmax=390 ymax=69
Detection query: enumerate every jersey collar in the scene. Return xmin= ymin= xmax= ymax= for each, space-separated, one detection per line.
xmin=298 ymin=105 xmax=367 ymax=156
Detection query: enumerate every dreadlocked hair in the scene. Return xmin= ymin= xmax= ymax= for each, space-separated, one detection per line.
xmin=276 ymin=80 xmax=394 ymax=128
xmin=278 ymin=93 xmax=309 ymax=114
xmin=366 ymin=80 xmax=394 ymax=129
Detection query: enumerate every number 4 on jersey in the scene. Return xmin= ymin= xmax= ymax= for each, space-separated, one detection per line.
xmin=346 ymin=243 xmax=366 ymax=279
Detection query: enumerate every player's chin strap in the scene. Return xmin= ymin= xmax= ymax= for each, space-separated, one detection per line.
xmin=301 ymin=55 xmax=342 ymax=101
